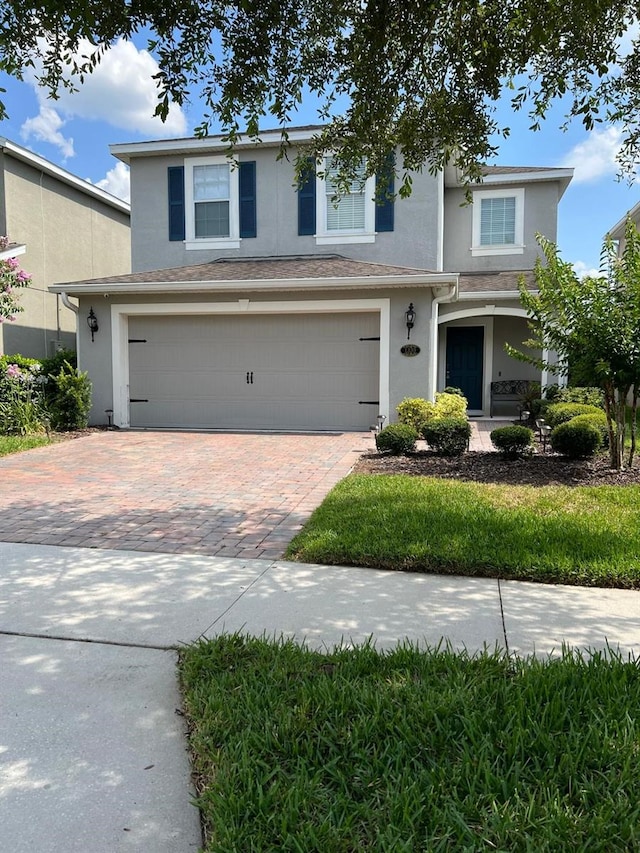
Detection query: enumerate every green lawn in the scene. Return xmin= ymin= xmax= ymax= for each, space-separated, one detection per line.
xmin=286 ymin=474 xmax=640 ymax=588
xmin=0 ymin=434 xmax=50 ymax=456
xmin=180 ymin=635 xmax=640 ymax=852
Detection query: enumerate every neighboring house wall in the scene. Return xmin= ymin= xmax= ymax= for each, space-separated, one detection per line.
xmin=0 ymin=143 xmax=130 ymax=359
xmin=443 ymin=180 xmax=562 ymax=273
xmin=126 ymin=147 xmax=442 ymax=273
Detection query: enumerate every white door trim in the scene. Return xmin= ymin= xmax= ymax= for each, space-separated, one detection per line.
xmin=111 ymin=298 xmax=390 ymax=429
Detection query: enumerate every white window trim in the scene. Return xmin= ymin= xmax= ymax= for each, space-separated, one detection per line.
xmin=184 ymin=155 xmax=240 ymax=250
xmin=471 ymin=188 xmax=524 ymax=256
xmin=315 ymin=158 xmax=376 ymax=245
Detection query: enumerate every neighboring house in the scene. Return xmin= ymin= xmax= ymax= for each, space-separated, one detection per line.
xmin=607 ymin=202 xmax=640 ymax=253
xmin=0 ymin=137 xmax=130 ymax=358
xmin=51 ymin=126 xmax=572 ymax=431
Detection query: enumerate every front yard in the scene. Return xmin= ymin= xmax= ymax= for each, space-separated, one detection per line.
xmin=286 ymin=462 xmax=640 ymax=588
xmin=180 ymin=635 xmax=640 ymax=852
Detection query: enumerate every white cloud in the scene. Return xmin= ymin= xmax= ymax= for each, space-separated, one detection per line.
xmin=572 ymin=260 xmax=605 ymax=279
xmin=561 ymin=127 xmax=624 ymax=183
xmin=20 ymin=37 xmax=187 ymax=156
xmin=20 ymin=104 xmax=75 ymax=159
xmin=93 ymin=161 xmax=130 ymax=203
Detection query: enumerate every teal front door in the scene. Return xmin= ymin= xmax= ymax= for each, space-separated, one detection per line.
xmin=446 ymin=326 xmax=484 ymax=410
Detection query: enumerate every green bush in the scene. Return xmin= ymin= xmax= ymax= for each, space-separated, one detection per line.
xmin=48 ymin=361 xmax=92 ymax=430
xmin=375 ymin=423 xmax=418 ymax=455
xmin=422 ymin=417 xmax=470 ymax=456
xmin=545 ymin=402 xmax=604 ymax=428
xmin=442 ymin=386 xmax=465 ymax=397
xmin=546 ymin=385 xmax=604 ymax=408
xmin=490 ymin=425 xmax=535 ymax=459
xmin=569 ymin=412 xmax=611 ymax=448
xmin=551 ymin=420 xmax=602 ymax=458
xmin=396 ymin=397 xmax=434 ymax=432
xmin=0 ymin=359 xmax=48 ymax=435
xmin=434 ymin=391 xmax=467 ymax=418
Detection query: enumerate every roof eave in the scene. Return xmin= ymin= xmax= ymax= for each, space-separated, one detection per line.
xmin=51 ymin=272 xmax=459 ymax=296
xmin=0 ymin=137 xmax=130 ymax=215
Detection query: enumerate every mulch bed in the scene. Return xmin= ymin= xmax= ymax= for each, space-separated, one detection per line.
xmin=353 ymin=447 xmax=640 ymax=487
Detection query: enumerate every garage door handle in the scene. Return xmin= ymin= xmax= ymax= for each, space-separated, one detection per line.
xmin=246 ymin=371 xmax=254 ymax=384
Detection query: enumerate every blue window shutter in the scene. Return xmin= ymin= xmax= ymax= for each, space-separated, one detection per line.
xmin=297 ymin=158 xmax=316 ymax=236
xmin=375 ymin=153 xmax=395 ymax=233
xmin=168 ymin=166 xmax=185 ymax=241
xmin=239 ymin=161 xmax=257 ymax=238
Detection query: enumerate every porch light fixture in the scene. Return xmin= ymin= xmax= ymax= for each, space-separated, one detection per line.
xmin=87 ymin=307 xmax=99 ymax=342
xmin=405 ymin=303 xmax=416 ymax=339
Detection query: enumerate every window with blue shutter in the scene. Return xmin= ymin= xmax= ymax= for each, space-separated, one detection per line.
xmin=297 ymin=158 xmax=316 ymax=236
xmin=375 ymin=153 xmax=395 ymax=233
xmin=239 ymin=161 xmax=257 ymax=238
xmin=168 ymin=166 xmax=185 ymax=241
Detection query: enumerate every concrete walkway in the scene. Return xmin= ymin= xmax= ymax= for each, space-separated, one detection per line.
xmin=2 ymin=542 xmax=639 ymax=852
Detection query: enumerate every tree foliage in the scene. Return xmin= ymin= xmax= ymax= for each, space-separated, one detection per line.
xmin=507 ymin=221 xmax=640 ymax=470
xmin=2 ymin=2 xmax=640 ymax=188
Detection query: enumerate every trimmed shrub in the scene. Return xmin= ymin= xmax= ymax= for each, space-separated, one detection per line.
xmin=490 ymin=425 xmax=535 ymax=459
xmin=442 ymin=386 xmax=465 ymax=398
xmin=422 ymin=417 xmax=470 ymax=457
xmin=396 ymin=397 xmax=434 ymax=432
xmin=550 ymin=420 xmax=601 ymax=458
xmin=48 ymin=361 xmax=92 ymax=430
xmin=545 ymin=402 xmax=604 ymax=428
xmin=569 ymin=412 xmax=611 ymax=448
xmin=375 ymin=423 xmax=418 ymax=455
xmin=434 ymin=391 xmax=467 ymax=418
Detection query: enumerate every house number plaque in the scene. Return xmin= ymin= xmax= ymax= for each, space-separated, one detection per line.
xmin=400 ymin=344 xmax=420 ymax=357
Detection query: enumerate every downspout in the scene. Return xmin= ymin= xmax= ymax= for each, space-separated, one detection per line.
xmin=428 ymin=281 xmax=458 ymax=400
xmin=60 ymin=292 xmax=80 ymax=361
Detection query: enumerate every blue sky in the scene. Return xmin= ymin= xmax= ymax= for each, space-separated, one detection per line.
xmin=0 ymin=35 xmax=638 ymax=274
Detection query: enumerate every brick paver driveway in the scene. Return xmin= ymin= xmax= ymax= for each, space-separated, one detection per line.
xmin=0 ymin=431 xmax=373 ymax=558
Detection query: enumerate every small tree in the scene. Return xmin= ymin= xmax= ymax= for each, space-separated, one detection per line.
xmin=507 ymin=222 xmax=640 ymax=470
xmin=0 ymin=237 xmax=32 ymax=322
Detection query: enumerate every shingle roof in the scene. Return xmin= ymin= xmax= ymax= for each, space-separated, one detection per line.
xmin=458 ymin=270 xmax=536 ymax=294
xmin=55 ymin=254 xmax=439 ymax=288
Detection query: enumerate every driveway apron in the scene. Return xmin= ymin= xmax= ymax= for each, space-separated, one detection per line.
xmin=0 ymin=431 xmax=372 ymax=558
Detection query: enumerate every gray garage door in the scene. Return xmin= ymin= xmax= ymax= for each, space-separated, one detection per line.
xmin=128 ymin=312 xmax=380 ymax=430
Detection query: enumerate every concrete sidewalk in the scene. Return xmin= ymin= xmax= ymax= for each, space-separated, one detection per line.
xmin=2 ymin=542 xmax=639 ymax=852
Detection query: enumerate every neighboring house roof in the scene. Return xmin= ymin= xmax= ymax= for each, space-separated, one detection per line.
xmin=0 ymin=137 xmax=130 ymax=215
xmin=607 ymin=201 xmax=640 ymax=240
xmin=50 ymin=254 xmax=458 ymax=295
xmin=458 ymin=270 xmax=535 ymax=299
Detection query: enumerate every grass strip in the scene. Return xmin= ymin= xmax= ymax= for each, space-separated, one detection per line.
xmin=285 ymin=474 xmax=640 ymax=588
xmin=0 ymin=434 xmax=50 ymax=456
xmin=180 ymin=634 xmax=640 ymax=852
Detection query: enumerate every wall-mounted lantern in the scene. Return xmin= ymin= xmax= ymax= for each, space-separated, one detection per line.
xmin=87 ymin=307 xmax=99 ymax=342
xmin=405 ymin=303 xmax=416 ymax=340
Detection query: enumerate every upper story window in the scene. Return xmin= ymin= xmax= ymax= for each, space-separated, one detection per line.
xmin=184 ymin=156 xmax=240 ymax=249
xmin=471 ymin=188 xmax=524 ymax=256
xmin=315 ymin=157 xmax=376 ymax=245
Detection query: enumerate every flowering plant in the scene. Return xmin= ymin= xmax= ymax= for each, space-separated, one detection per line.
xmin=0 ymin=237 xmax=32 ymax=323
xmin=0 ymin=359 xmax=48 ymax=434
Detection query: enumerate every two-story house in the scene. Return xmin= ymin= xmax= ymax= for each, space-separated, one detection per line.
xmin=51 ymin=126 xmax=572 ymax=431
xmin=0 ymin=137 xmax=131 ymax=358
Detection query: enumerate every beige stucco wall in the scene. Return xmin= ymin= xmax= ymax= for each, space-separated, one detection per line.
xmin=1 ymin=153 xmax=130 ymax=358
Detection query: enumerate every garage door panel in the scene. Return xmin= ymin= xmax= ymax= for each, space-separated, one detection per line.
xmin=128 ymin=312 xmax=380 ymax=431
